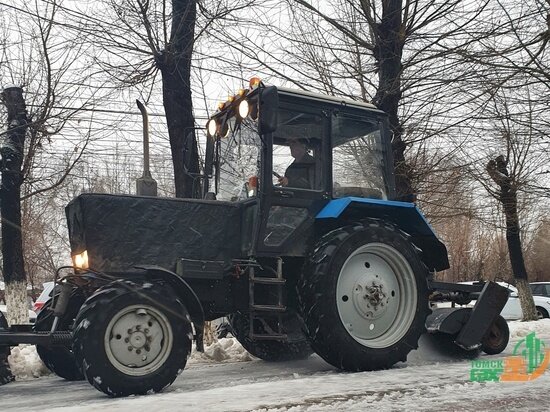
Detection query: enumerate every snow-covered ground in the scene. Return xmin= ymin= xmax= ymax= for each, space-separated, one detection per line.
xmin=3 ymin=320 xmax=550 ymax=411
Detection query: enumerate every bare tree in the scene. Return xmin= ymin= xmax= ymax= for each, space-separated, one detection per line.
xmin=65 ymin=0 xmax=251 ymax=198
xmin=461 ymin=84 xmax=546 ymax=320
xmin=0 ymin=87 xmax=28 ymax=325
xmin=0 ymin=0 xmax=105 ymax=322
xmin=486 ymin=154 xmax=537 ymax=320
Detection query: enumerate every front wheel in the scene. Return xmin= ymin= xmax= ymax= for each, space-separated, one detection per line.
xmin=298 ymin=220 xmax=430 ymax=371
xmin=73 ymin=280 xmax=192 ymax=397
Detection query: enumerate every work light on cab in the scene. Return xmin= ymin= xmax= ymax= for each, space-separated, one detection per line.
xmin=249 ymin=77 xmax=261 ymax=89
xmin=238 ymin=100 xmax=250 ymax=119
xmin=72 ymin=250 xmax=89 ymax=269
xmin=207 ymin=119 xmax=217 ymax=137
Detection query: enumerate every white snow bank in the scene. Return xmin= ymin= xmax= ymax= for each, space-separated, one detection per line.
xmin=8 ymin=345 xmax=49 ymax=380
xmin=508 ymin=318 xmax=550 ymax=339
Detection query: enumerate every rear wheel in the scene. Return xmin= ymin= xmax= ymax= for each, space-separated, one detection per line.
xmin=0 ymin=312 xmax=14 ymax=385
xmin=298 ymin=220 xmax=430 ymax=371
xmin=73 ymin=280 xmax=192 ymax=397
xmin=229 ymin=311 xmax=312 ymax=361
xmin=34 ymin=290 xmax=86 ymax=380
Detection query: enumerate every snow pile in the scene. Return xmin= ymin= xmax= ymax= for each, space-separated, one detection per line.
xmin=508 ymin=318 xmax=550 ymax=339
xmin=8 ymin=345 xmax=49 ymax=380
xmin=189 ymin=337 xmax=254 ymax=363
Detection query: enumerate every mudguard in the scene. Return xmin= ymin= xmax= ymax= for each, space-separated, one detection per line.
xmin=136 ymin=265 xmax=205 ymax=327
xmin=316 ymin=197 xmax=449 ymax=271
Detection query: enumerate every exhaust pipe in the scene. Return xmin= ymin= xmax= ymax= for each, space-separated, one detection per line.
xmin=135 ymin=100 xmax=158 ymax=196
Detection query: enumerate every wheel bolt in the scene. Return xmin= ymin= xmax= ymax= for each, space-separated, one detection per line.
xmin=145 ymin=329 xmax=149 ymax=334
xmin=124 ymin=338 xmax=129 ymax=343
xmin=127 ymin=328 xmax=133 ymax=334
xmin=144 ymin=345 xmax=150 ymax=352
xmin=128 ymin=346 xmax=133 ymax=351
xmin=136 ymin=349 xmax=141 ymax=355
xmin=136 ymin=325 xmax=141 ymax=331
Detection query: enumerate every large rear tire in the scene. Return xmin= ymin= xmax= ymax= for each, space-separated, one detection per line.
xmin=298 ymin=219 xmax=430 ymax=371
xmin=73 ymin=280 xmax=192 ymax=397
xmin=0 ymin=312 xmax=14 ymax=385
xmin=34 ymin=290 xmax=86 ymax=381
xmin=229 ymin=311 xmax=312 ymax=361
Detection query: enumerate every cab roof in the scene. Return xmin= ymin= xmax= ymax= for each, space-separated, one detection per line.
xmin=277 ymin=87 xmax=383 ymax=113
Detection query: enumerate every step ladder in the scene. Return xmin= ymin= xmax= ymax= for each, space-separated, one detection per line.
xmin=249 ymin=258 xmax=287 ymax=341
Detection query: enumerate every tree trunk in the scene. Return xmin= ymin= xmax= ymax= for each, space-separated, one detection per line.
xmin=0 ymin=86 xmax=28 ymax=325
xmin=487 ymin=155 xmax=537 ymax=321
xmin=372 ymin=0 xmax=413 ymax=201
xmin=158 ymin=0 xmax=200 ymax=199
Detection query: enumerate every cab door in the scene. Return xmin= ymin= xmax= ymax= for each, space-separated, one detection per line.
xmin=255 ymin=104 xmax=330 ymax=256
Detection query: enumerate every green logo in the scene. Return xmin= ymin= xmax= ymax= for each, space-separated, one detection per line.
xmin=470 ymin=332 xmax=549 ymax=382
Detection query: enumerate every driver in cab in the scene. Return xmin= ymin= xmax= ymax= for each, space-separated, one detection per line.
xmin=277 ymin=138 xmax=315 ymax=189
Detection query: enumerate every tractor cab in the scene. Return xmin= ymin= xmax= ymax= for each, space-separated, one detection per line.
xmin=204 ymin=79 xmax=396 ymax=257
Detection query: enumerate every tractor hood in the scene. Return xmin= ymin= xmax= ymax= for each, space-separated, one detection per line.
xmin=65 ymin=193 xmax=245 ymax=273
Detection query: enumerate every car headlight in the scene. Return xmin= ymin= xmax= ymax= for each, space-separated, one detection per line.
xmin=72 ymin=250 xmax=89 ymax=269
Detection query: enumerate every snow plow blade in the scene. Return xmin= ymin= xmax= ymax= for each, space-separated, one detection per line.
xmin=426 ymin=281 xmax=509 ymax=351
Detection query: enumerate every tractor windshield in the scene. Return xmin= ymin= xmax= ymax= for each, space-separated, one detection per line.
xmin=217 ymin=116 xmax=260 ymax=201
xmin=331 ymin=113 xmax=389 ymax=199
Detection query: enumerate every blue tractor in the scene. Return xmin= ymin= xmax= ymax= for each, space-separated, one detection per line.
xmin=0 ymin=80 xmax=509 ymax=396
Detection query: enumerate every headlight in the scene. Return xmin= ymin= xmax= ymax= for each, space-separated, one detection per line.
xmin=73 ymin=250 xmax=89 ymax=269
xmin=238 ymin=100 xmax=249 ymax=118
xmin=207 ymin=119 xmax=217 ymax=136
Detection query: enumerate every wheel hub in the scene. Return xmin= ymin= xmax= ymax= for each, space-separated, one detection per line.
xmin=352 ymin=279 xmax=391 ymax=320
xmin=129 ymin=330 xmax=148 ymax=350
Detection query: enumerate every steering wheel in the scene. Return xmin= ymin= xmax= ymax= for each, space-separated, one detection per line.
xmin=272 ymin=171 xmax=285 ymax=187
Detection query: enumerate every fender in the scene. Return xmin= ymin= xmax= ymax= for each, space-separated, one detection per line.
xmin=136 ymin=265 xmax=205 ymax=327
xmin=316 ymin=197 xmax=450 ymax=271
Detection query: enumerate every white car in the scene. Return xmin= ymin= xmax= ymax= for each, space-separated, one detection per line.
xmin=32 ymin=281 xmax=55 ymax=313
xmin=530 ymin=282 xmax=550 ymax=299
xmin=497 ymin=283 xmax=550 ymax=320
xmin=435 ymin=282 xmax=550 ymax=320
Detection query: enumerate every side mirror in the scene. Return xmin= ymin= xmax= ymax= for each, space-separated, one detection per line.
xmin=258 ymin=86 xmax=279 ymax=134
